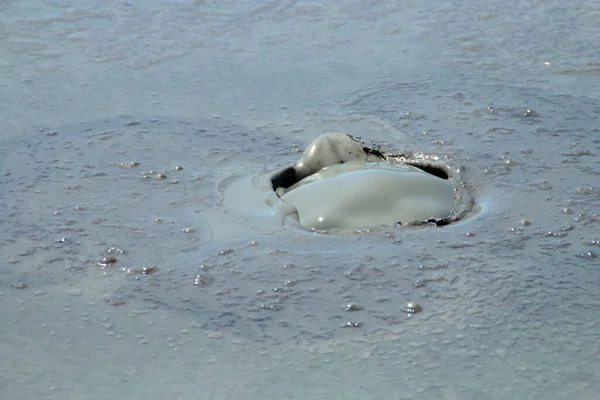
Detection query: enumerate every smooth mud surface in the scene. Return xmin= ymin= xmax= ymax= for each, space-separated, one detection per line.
xmin=2 ymin=1 xmax=600 ymax=399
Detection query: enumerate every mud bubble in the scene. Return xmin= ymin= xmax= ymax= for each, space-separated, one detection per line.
xmin=221 ymin=133 xmax=472 ymax=231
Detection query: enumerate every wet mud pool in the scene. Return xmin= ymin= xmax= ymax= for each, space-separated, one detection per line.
xmin=2 ymin=0 xmax=600 ymax=398
xmin=2 ymin=83 xmax=599 ymax=349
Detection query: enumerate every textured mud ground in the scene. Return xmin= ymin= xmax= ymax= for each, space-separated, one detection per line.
xmin=2 ymin=84 xmax=600 ymax=397
xmin=2 ymin=0 xmax=600 ymax=399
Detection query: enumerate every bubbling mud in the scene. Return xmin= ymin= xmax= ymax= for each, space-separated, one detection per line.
xmin=221 ymin=133 xmax=473 ymax=231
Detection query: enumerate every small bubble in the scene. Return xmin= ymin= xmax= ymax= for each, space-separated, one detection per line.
xmin=402 ymin=302 xmax=422 ymax=313
xmin=106 ymin=247 xmax=126 ymax=255
xmin=412 ymin=280 xmax=426 ymax=288
xmin=11 ymin=282 xmax=27 ymax=289
xmin=576 ymin=187 xmax=597 ymax=195
xmin=142 ymin=266 xmax=158 ymax=275
xmin=344 ymin=303 xmax=361 ymax=311
xmin=260 ymin=304 xmax=283 ymax=311
xmin=343 ymin=321 xmax=363 ymax=328
xmin=98 ymin=256 xmax=117 ymax=267
xmin=564 ymin=149 xmax=591 ymax=157
xmin=535 ymin=181 xmax=552 ymax=190
xmin=578 ymin=251 xmax=596 ymax=259
xmin=219 ymin=248 xmax=234 ymax=256
xmin=194 ymin=275 xmax=210 ymax=286
xmin=540 ymin=231 xmax=567 ymax=238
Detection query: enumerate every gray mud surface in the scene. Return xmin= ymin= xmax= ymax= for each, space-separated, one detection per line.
xmin=1 ymin=0 xmax=600 ymax=399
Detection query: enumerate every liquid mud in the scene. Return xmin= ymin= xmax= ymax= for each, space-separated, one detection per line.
xmin=1 ymin=0 xmax=600 ymax=398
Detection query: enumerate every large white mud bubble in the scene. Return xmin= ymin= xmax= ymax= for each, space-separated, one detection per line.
xmin=220 ymin=133 xmax=471 ymax=231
